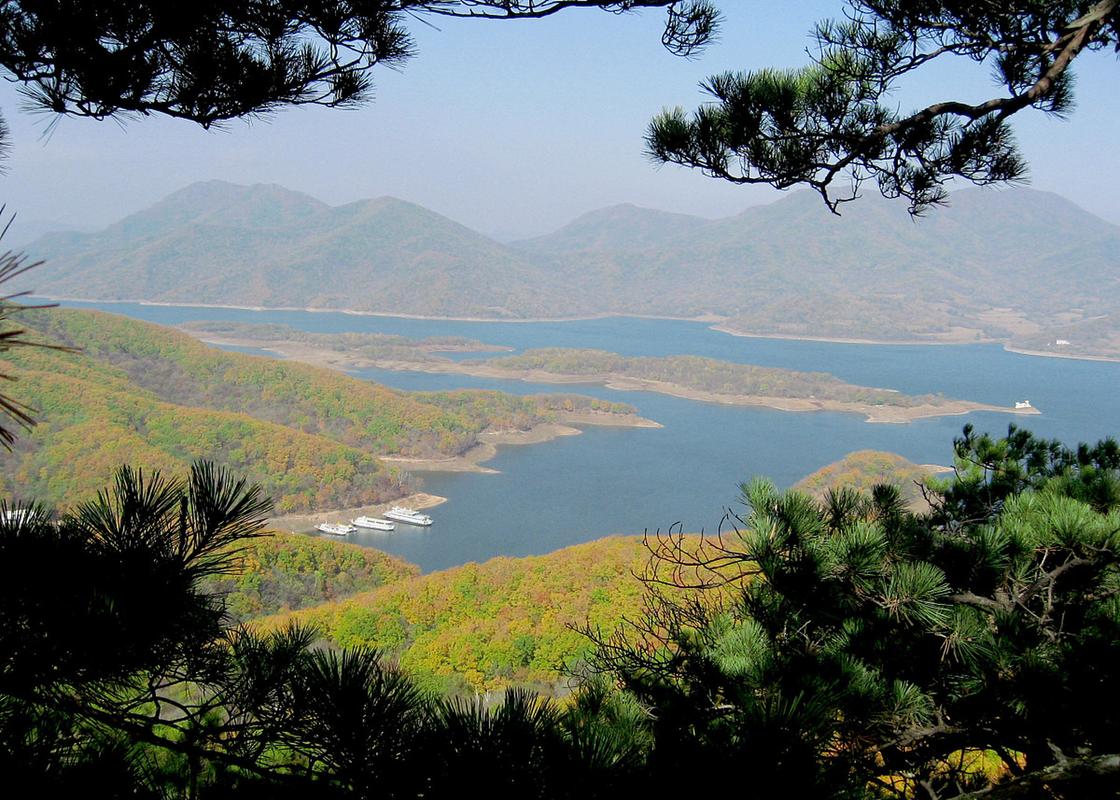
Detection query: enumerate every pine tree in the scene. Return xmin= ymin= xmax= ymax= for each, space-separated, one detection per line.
xmin=586 ymin=426 xmax=1120 ymax=799
xmin=647 ymin=1 xmax=1119 ymax=214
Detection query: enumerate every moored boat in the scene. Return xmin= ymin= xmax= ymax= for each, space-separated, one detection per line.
xmin=382 ymin=506 xmax=433 ymax=526
xmin=352 ymin=516 xmax=395 ymax=531
xmin=317 ymin=522 xmax=357 ymax=536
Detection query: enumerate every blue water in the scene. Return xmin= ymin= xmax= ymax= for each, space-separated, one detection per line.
xmin=53 ymin=299 xmax=1120 ymax=572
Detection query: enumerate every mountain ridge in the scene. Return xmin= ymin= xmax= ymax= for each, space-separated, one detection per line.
xmin=20 ymin=181 xmax=1120 ymax=355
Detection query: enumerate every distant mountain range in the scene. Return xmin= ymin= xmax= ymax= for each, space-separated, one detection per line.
xmin=21 ymin=180 xmax=1120 ymax=355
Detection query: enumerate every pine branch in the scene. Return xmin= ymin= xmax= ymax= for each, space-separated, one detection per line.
xmin=951 ymin=752 xmax=1120 ymax=800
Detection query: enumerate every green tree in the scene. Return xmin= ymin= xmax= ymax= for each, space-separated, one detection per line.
xmin=586 ymin=426 xmax=1120 ymax=799
xmin=0 ymin=458 xmax=645 ymax=798
xmin=647 ymin=1 xmax=1118 ymax=214
xmin=0 ymin=1 xmax=716 ymax=128
xmin=0 ymin=461 xmax=271 ymax=787
xmin=0 ymin=1 xmax=718 ymax=447
xmin=0 ymin=244 xmax=43 ymax=447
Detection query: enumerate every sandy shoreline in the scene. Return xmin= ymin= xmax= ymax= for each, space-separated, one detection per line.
xmin=712 ymin=324 xmax=1120 ymax=364
xmin=708 ymin=324 xmax=989 ymax=347
xmin=198 ymin=334 xmax=1037 ymax=425
xmin=383 ymin=423 xmax=580 ymax=474
xmin=40 ymin=294 xmax=721 ymax=325
xmin=1002 ymin=346 xmax=1120 ymax=364
xmin=384 ymin=414 xmax=662 ymax=474
xmin=268 ymin=492 xmax=448 ymax=534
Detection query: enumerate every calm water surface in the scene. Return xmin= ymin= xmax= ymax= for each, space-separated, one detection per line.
xmin=57 ymin=300 xmax=1120 ymax=572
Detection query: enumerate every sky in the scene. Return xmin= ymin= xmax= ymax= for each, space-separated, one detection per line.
xmin=0 ymin=2 xmax=1117 ymax=244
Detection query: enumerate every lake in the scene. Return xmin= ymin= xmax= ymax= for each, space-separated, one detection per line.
xmin=54 ymin=300 xmax=1120 ymax=572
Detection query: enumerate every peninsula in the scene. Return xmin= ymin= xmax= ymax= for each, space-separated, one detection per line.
xmin=182 ymin=324 xmax=1040 ymax=424
xmin=0 ymin=310 xmax=657 ymax=511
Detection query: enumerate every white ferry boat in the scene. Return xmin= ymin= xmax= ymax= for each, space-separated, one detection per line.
xmin=317 ymin=522 xmax=357 ymax=536
xmin=352 ymin=516 xmax=395 ymax=531
xmin=382 ymin=506 xmax=433 ymax=526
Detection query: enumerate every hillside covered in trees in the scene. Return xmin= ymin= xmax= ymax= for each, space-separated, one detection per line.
xmin=257 ymin=536 xmax=657 ymax=695
xmin=0 ymin=310 xmax=643 ymax=510
xmin=23 ymin=181 xmax=1120 ymax=357
xmin=241 ymin=452 xmax=954 ymax=693
xmin=204 ymin=532 xmax=420 ymax=623
xmin=10 ymin=425 xmax=1116 ymax=799
xmin=793 ymin=450 xmax=948 ymax=510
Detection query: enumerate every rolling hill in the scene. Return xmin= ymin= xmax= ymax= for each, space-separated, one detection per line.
xmin=20 ymin=181 xmax=1120 ymax=354
xmin=26 ymin=181 xmax=563 ymax=319
xmin=204 ymin=532 xmax=420 ymax=623
xmin=257 ymin=535 xmax=656 ymax=695
xmin=793 ymin=450 xmax=949 ymax=510
xmin=511 ymin=202 xmax=711 ymax=254
xmin=0 ymin=309 xmax=642 ymax=511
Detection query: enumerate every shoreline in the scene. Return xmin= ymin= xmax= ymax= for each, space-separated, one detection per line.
xmin=384 ymin=365 xmax=1041 ymax=424
xmin=38 ymin=294 xmax=721 ymax=325
xmin=268 ymin=492 xmax=448 ymax=534
xmin=44 ymin=295 xmax=1119 ymax=364
xmin=384 ymin=414 xmax=662 ymax=474
xmin=1002 ymin=346 xmax=1120 ymax=364
xmin=382 ymin=423 xmax=580 ymax=474
xmin=186 ymin=333 xmax=661 ymax=474
xmin=708 ymin=324 xmax=989 ymax=347
xmin=185 ymin=333 xmax=1039 ymax=425
xmin=711 ymin=324 xmax=1120 ymax=364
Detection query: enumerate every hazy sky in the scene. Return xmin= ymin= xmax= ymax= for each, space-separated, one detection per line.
xmin=1 ymin=2 xmax=1117 ymax=243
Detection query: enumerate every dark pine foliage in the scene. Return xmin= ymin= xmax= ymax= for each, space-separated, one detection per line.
xmin=647 ymin=1 xmax=1120 ymax=214
xmin=586 ymin=425 xmax=1120 ymax=799
xmin=2 ymin=427 xmax=1119 ymax=798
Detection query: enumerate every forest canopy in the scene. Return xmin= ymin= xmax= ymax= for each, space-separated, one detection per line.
xmin=2 ymin=426 xmax=1118 ymax=797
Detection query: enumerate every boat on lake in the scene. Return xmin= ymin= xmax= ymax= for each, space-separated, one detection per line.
xmin=382 ymin=506 xmax=433 ymax=526
xmin=317 ymin=522 xmax=357 ymax=536
xmin=352 ymin=516 xmax=395 ymax=531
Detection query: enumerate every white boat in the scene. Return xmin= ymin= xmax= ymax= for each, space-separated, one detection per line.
xmin=382 ymin=506 xmax=433 ymax=526
xmin=317 ymin=522 xmax=357 ymax=536
xmin=352 ymin=516 xmax=395 ymax=531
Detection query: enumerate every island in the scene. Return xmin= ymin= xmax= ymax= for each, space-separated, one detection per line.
xmin=181 ymin=323 xmax=1042 ymax=424
xmin=181 ymin=320 xmax=513 ymax=362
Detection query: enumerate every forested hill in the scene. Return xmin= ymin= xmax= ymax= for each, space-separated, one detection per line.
xmin=22 ymin=181 xmax=1120 ymax=354
xmin=794 ymin=450 xmax=948 ymax=510
xmin=204 ymin=532 xmax=420 ymax=623
xmin=520 ymin=188 xmax=1120 ymax=347
xmin=0 ymin=309 xmax=638 ymax=511
xmin=258 ymin=535 xmax=656 ymax=695
xmin=27 ymin=181 xmax=561 ymax=319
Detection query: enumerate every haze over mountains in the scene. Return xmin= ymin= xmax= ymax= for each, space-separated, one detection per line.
xmin=24 ymin=180 xmax=1120 ymax=355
